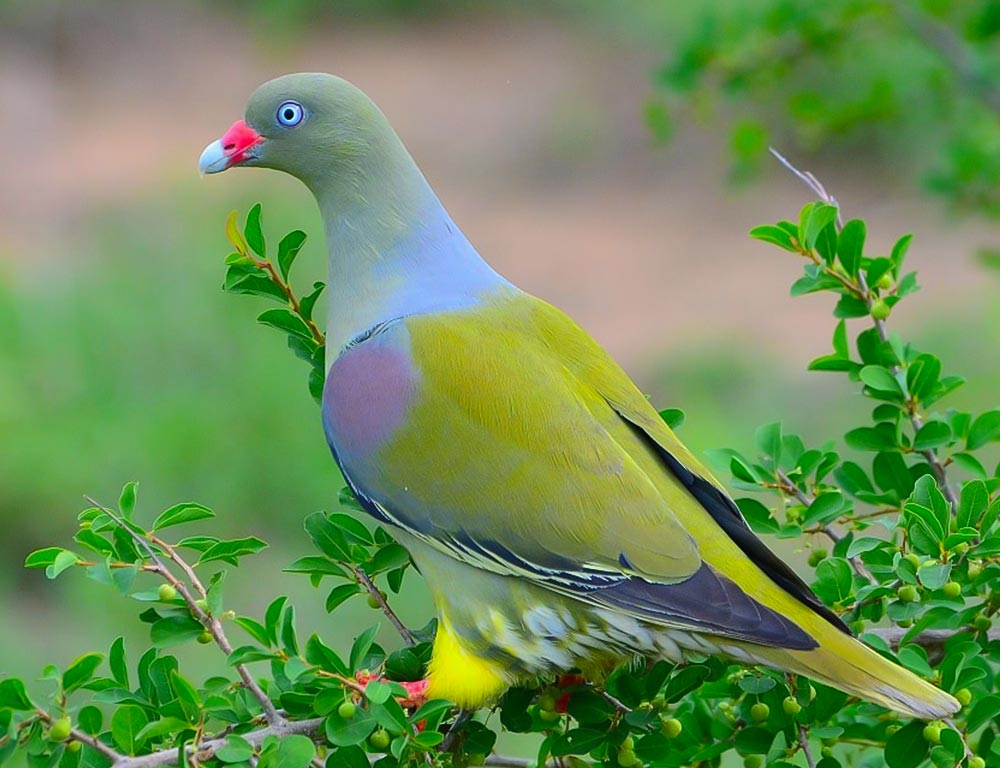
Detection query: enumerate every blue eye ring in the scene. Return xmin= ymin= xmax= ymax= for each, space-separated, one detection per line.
xmin=276 ymin=101 xmax=305 ymax=127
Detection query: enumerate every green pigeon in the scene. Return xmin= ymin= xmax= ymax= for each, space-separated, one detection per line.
xmin=200 ymin=73 xmax=958 ymax=719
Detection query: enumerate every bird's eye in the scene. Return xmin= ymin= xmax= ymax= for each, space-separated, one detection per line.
xmin=276 ymin=101 xmax=304 ymax=127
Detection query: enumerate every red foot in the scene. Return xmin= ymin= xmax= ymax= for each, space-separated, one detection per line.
xmin=354 ymin=672 xmax=429 ymax=708
xmin=555 ymin=674 xmax=587 ymax=713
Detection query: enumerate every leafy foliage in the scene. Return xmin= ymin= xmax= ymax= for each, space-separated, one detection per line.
xmin=651 ymin=0 xmax=1000 ymax=217
xmin=3 ymin=198 xmax=999 ymax=768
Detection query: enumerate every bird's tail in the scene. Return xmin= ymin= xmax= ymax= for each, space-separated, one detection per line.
xmin=758 ymin=623 xmax=959 ymax=720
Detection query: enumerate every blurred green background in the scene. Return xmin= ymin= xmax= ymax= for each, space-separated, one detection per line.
xmin=0 ymin=0 xmax=997 ymax=695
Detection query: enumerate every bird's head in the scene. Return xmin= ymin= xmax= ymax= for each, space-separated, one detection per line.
xmin=199 ymin=72 xmax=387 ymax=191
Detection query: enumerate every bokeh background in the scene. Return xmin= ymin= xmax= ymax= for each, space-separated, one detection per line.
xmin=1 ymin=0 xmax=998 ymax=697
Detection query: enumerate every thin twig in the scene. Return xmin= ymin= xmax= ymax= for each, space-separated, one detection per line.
xmin=797 ymin=724 xmax=817 ymax=768
xmin=773 ymin=470 xmax=872 ymax=581
xmin=768 ymin=149 xmax=958 ymax=508
xmin=109 ymin=717 xmax=324 ymax=768
xmin=352 ymin=566 xmax=415 ymax=646
xmin=35 ymin=711 xmax=122 ymax=763
xmin=84 ymin=496 xmax=283 ymax=726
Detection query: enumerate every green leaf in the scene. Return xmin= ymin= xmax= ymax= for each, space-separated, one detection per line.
xmin=277 ymin=230 xmax=307 ymax=281
xmin=151 ymin=503 xmax=214 ymax=532
xmin=325 ymin=583 xmax=362 ymax=613
xmin=813 ymin=558 xmax=853 ymax=606
xmin=659 ymin=408 xmax=685 ymax=429
xmin=258 ymin=309 xmax=313 ymax=341
xmin=46 ymin=549 xmax=81 ymax=580
xmin=907 ymin=354 xmax=941 ymax=401
xmin=170 ymin=670 xmax=202 ymax=723
xmin=245 ymin=204 xmax=265 ymax=258
xmin=958 ymin=481 xmax=989 ymax=529
xmin=294 ymin=283 xmax=325 ymax=325
xmin=62 ymin=653 xmax=103 ymax=694
xmin=150 ymin=616 xmax=205 ymax=649
xmin=832 ymin=320 xmax=849 ymax=358
xmin=304 ymin=513 xmax=353 ymax=562
xmin=350 ymin=625 xmax=380 ymax=672
xmin=664 ymin=665 xmax=710 ymax=702
xmin=280 ymin=604 xmax=298 ymax=656
xmin=859 ymin=365 xmax=902 ymax=395
xmin=197 ymin=536 xmax=268 ymax=566
xmin=837 ymin=218 xmax=866 ymax=276
xmin=119 ymin=482 xmax=138 ymax=520
xmin=913 ymin=421 xmax=953 ymax=450
xmin=891 ymin=233 xmax=913 ymax=269
xmin=755 ymin=421 xmax=782 ymax=464
xmin=750 ymin=225 xmax=798 ymax=252
xmin=738 ymin=675 xmax=776 ymax=694
xmin=235 ymin=616 xmax=271 ymax=647
xmin=272 ymin=735 xmax=315 ymax=768
xmin=304 ymin=634 xmax=349 ymax=675
xmin=24 ymin=547 xmax=69 ymax=569
xmin=551 ymin=728 xmax=608 ymax=757
xmin=886 ymin=721 xmax=931 ymax=768
xmin=109 ymin=637 xmax=128 ymax=688
xmin=967 ymin=694 xmax=1000 ymax=732
xmin=801 ymin=203 xmax=839 ymax=252
xmin=77 ymin=706 xmax=102 ymax=735
xmin=844 ymin=424 xmax=898 ymax=452
xmin=284 ymin=557 xmax=347 ymax=578
xmin=0 ymin=679 xmax=33 ymax=710
xmin=216 ymin=735 xmax=254 ymax=764
xmin=967 ymin=410 xmax=1000 ymax=450
xmin=111 ymin=705 xmax=149 ymax=755
xmin=324 ymin=708 xmax=377 ymax=747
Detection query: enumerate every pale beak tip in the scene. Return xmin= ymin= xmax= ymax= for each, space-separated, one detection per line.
xmin=198 ymin=139 xmax=229 ymax=176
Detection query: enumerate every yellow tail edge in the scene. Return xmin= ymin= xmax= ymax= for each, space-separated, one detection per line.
xmin=769 ymin=625 xmax=959 ymax=720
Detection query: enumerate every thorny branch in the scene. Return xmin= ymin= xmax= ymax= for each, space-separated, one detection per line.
xmin=85 ymin=496 xmax=284 ymax=726
xmin=768 ymin=148 xmax=958 ymax=507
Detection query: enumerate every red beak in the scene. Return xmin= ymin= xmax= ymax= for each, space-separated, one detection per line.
xmin=199 ymin=120 xmax=264 ymax=175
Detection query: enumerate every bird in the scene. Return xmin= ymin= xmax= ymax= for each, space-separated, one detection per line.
xmin=200 ymin=72 xmax=958 ymax=720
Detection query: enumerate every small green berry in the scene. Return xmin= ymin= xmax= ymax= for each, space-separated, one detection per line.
xmin=969 ymin=757 xmax=986 ymax=768
xmin=743 ymin=756 xmax=763 ymax=768
xmin=871 ymin=299 xmax=891 ymax=320
xmin=338 ymin=701 xmax=357 ymax=719
xmin=197 ymin=630 xmax=213 ymax=644
xmin=808 ymin=549 xmax=827 ymax=568
xmin=943 ymin=581 xmax=962 ymax=598
xmin=903 ymin=553 xmax=921 ymax=569
xmin=750 ymin=702 xmax=769 ymax=722
xmin=367 ymin=592 xmax=385 ymax=609
xmin=539 ymin=707 xmax=561 ymax=722
xmin=661 ymin=718 xmax=682 ymax=739
xmin=194 ymin=598 xmax=209 ymax=613
xmin=876 ymin=273 xmax=894 ymax=291
xmin=953 ymin=542 xmax=969 ymax=555
xmin=897 ymin=585 xmax=919 ymax=603
xmin=974 ymin=615 xmax=993 ymax=632
xmin=968 ymin=561 xmax=983 ymax=579
xmin=49 ymin=717 xmax=72 ymax=742
xmin=782 ymin=696 xmax=802 ymax=716
xmin=369 ymin=729 xmax=390 ymax=750
xmin=922 ymin=724 xmax=941 ymax=744
xmin=885 ymin=724 xmax=901 ymax=736
xmin=158 ymin=583 xmax=177 ymax=602
xmin=620 ymin=736 xmax=635 ymax=751
xmin=955 ymin=688 xmax=973 ymax=707
xmin=821 ymin=737 xmax=837 ymax=747
xmin=821 ymin=747 xmax=834 ymax=759
xmin=617 ymin=749 xmax=638 ymax=768
xmin=466 ymin=755 xmax=486 ymax=767
xmin=897 ymin=618 xmax=913 ymax=628
xmin=66 ymin=741 xmax=82 ymax=753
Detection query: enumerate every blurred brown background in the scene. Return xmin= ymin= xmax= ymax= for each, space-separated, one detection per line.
xmin=0 ymin=0 xmax=996 ymax=684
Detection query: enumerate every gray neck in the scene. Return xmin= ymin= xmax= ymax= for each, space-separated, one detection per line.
xmin=311 ymin=144 xmax=509 ymax=361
